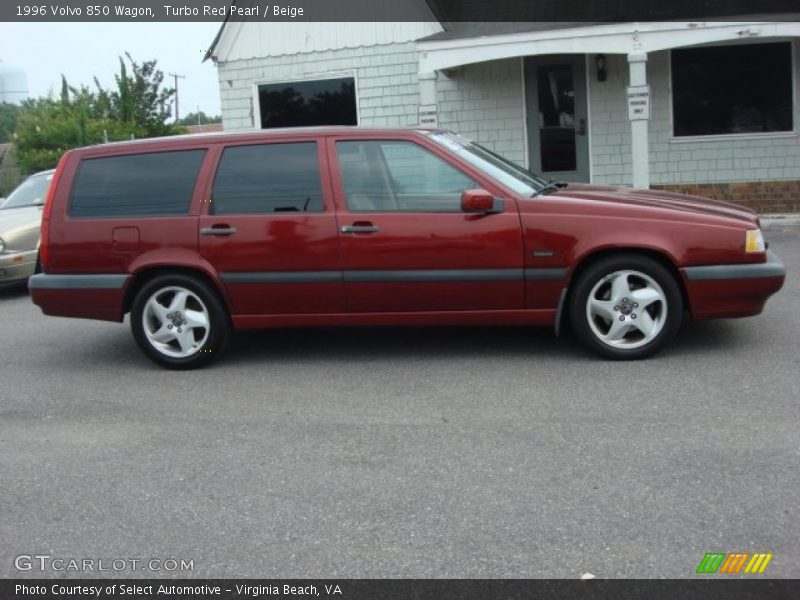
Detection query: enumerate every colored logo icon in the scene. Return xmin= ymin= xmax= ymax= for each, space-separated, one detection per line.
xmin=696 ymin=552 xmax=773 ymax=574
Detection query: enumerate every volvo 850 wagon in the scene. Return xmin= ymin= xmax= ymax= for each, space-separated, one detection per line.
xmin=29 ymin=128 xmax=785 ymax=368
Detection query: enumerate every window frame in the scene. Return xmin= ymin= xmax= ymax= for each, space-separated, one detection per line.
xmin=333 ymin=138 xmax=482 ymax=214
xmin=668 ymin=39 xmax=798 ymax=143
xmin=208 ymin=139 xmax=329 ymax=216
xmin=251 ymin=71 xmax=360 ymax=129
xmin=67 ymin=148 xmax=208 ymax=220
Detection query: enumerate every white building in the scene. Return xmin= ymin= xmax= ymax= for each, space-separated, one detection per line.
xmin=206 ymin=17 xmax=800 ymax=211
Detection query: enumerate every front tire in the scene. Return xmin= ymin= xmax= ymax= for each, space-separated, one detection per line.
xmin=569 ymin=254 xmax=682 ymax=360
xmin=130 ymin=274 xmax=229 ymax=369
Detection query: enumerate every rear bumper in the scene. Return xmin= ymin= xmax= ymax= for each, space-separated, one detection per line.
xmin=0 ymin=249 xmax=37 ymax=284
xmin=29 ymin=273 xmax=130 ymax=321
xmin=682 ymin=250 xmax=786 ymax=319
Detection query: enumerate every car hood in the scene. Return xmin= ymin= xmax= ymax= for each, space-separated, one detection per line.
xmin=553 ymin=184 xmax=758 ymax=226
xmin=0 ymin=205 xmax=43 ymax=234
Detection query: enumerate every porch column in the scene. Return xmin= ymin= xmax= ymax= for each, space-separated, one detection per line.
xmin=417 ymin=71 xmax=438 ymax=127
xmin=627 ymin=53 xmax=650 ymax=189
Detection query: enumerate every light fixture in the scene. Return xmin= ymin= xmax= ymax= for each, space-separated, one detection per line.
xmin=595 ymin=54 xmax=607 ymax=82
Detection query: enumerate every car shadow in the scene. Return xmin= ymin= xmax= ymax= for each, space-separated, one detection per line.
xmin=35 ymin=314 xmax=751 ymax=371
xmin=0 ymin=281 xmax=29 ymax=298
xmin=224 ymin=325 xmax=580 ymax=365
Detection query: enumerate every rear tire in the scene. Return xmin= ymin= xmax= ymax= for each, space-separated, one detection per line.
xmin=569 ymin=254 xmax=682 ymax=360
xmin=130 ymin=274 xmax=229 ymax=369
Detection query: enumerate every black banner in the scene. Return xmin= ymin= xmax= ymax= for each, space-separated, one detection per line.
xmin=3 ymin=579 xmax=800 ymax=600
xmin=1 ymin=0 xmax=799 ymax=22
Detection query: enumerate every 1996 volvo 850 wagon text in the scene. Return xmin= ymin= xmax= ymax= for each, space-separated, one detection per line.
xmin=29 ymin=128 xmax=785 ymax=368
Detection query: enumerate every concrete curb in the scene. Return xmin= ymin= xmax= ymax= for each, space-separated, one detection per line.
xmin=760 ymin=214 xmax=800 ymax=231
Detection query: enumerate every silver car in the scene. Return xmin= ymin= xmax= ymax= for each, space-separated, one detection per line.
xmin=0 ymin=170 xmax=54 ymax=285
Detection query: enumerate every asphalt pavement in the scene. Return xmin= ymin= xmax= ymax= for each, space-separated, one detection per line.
xmin=1 ymin=230 xmax=798 ymax=579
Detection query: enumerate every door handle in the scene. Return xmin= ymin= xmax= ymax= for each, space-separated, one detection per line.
xmin=341 ymin=224 xmax=380 ymax=234
xmin=200 ymin=225 xmax=237 ymax=236
xmin=577 ymin=118 xmax=586 ymax=136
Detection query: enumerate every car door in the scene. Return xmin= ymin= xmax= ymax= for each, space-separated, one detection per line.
xmin=328 ymin=135 xmax=524 ymax=313
xmin=198 ymin=138 xmax=344 ymax=316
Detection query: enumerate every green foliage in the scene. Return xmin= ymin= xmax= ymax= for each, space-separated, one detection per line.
xmin=0 ymin=168 xmax=22 ymax=197
xmin=177 ymin=111 xmax=222 ymax=126
xmin=12 ymin=53 xmax=183 ymax=173
xmin=0 ymin=102 xmax=21 ymax=143
xmin=13 ymin=93 xmax=139 ymax=173
xmin=110 ymin=52 xmax=176 ymax=136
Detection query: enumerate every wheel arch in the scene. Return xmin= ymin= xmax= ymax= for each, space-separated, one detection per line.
xmin=558 ymin=246 xmax=690 ymax=335
xmin=123 ymin=265 xmax=233 ymax=327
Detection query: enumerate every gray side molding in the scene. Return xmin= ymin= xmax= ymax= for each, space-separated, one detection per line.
xmin=221 ymin=271 xmax=342 ymax=284
xmin=683 ymin=251 xmax=786 ymax=281
xmin=220 ymin=268 xmax=571 ymax=284
xmin=525 ymin=268 xmax=568 ymax=280
xmin=342 ymin=269 xmax=523 ymax=283
xmin=28 ymin=274 xmax=129 ymax=290
xmin=222 ymin=269 xmax=528 ymax=284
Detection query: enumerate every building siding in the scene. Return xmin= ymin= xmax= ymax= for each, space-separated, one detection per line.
xmin=216 ymin=42 xmax=421 ymax=131
xmin=587 ymin=48 xmax=800 ymax=188
xmin=436 ymin=59 xmax=527 ymax=166
xmin=586 ymin=54 xmax=633 ymax=185
xmin=216 ymin=45 xmax=527 ymax=164
xmin=215 ymin=21 xmax=441 ymax=62
xmin=215 ymin=35 xmax=800 ymax=211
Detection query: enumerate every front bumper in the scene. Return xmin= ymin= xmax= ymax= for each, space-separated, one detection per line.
xmin=0 ymin=249 xmax=37 ymax=284
xmin=682 ymin=250 xmax=786 ymax=319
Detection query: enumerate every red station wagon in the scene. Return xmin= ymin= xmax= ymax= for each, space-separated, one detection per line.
xmin=29 ymin=128 xmax=786 ymax=368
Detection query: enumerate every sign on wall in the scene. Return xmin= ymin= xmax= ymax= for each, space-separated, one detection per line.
xmin=418 ymin=104 xmax=438 ymax=128
xmin=626 ymin=85 xmax=651 ymax=121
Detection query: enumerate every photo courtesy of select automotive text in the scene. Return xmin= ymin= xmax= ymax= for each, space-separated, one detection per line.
xmin=1 ymin=0 xmax=799 ymax=598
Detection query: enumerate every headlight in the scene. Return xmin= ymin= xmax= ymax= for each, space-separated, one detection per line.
xmin=0 ymin=237 xmax=5 ymax=253
xmin=745 ymin=229 xmax=766 ymax=253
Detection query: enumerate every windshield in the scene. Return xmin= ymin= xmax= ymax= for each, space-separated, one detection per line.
xmin=1 ymin=173 xmax=53 ymax=209
xmin=426 ymin=131 xmax=548 ymax=197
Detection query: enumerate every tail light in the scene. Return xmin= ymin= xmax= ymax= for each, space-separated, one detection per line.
xmin=39 ymin=151 xmax=70 ymax=272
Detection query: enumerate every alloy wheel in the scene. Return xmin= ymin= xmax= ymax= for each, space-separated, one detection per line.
xmin=142 ymin=286 xmax=210 ymax=358
xmin=585 ymin=269 xmax=667 ymax=350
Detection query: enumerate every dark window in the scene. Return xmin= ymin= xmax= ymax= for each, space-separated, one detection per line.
xmin=672 ymin=42 xmax=794 ymax=137
xmin=70 ymin=150 xmax=205 ymax=218
xmin=336 ymin=141 xmax=476 ymax=212
xmin=211 ymin=142 xmax=323 ymax=214
xmin=258 ymin=77 xmax=357 ymax=128
xmin=537 ymin=64 xmax=577 ymax=171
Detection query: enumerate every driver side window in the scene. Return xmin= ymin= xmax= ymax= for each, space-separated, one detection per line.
xmin=336 ymin=140 xmax=476 ymax=212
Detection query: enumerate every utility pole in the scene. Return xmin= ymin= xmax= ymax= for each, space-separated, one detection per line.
xmin=169 ymin=72 xmax=186 ymax=123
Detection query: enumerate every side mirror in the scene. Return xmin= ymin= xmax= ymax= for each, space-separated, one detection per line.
xmin=461 ymin=189 xmax=502 ymax=213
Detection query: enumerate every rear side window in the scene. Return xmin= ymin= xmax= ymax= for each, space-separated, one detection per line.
xmin=211 ymin=142 xmax=323 ymax=214
xmin=70 ymin=150 xmax=206 ymax=218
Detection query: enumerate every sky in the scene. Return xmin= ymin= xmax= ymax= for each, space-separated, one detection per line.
xmin=0 ymin=22 xmax=222 ymax=117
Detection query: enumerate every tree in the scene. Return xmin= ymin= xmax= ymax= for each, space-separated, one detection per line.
xmin=110 ymin=53 xmax=176 ymax=137
xmin=177 ymin=111 xmax=222 ymax=126
xmin=13 ymin=87 xmax=139 ymax=173
xmin=0 ymin=102 xmax=21 ymax=143
xmin=12 ymin=53 xmax=182 ymax=173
